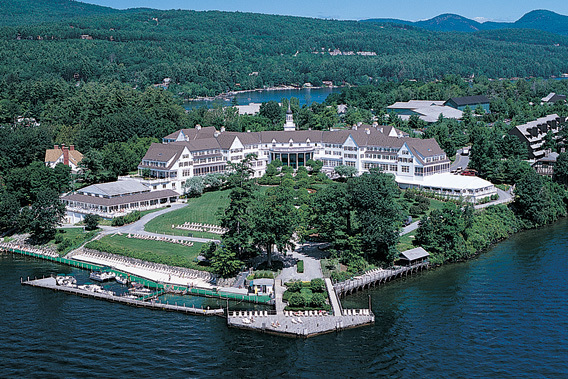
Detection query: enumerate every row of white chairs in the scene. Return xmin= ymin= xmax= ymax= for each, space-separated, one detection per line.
xmin=342 ymin=309 xmax=371 ymax=316
xmin=127 ymin=234 xmax=194 ymax=246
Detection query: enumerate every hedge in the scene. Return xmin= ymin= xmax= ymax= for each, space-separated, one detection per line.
xmin=297 ymin=260 xmax=304 ymax=273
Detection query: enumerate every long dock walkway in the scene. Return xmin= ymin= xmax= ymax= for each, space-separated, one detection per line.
xmin=22 ymin=277 xmax=224 ymax=316
xmin=334 ymin=263 xmax=429 ymax=297
xmin=325 ymin=278 xmax=342 ymax=315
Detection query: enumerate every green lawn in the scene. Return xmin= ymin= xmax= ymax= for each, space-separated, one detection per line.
xmin=144 ymin=190 xmax=231 ymax=238
xmin=88 ymin=234 xmax=210 ymax=271
xmin=49 ymin=228 xmax=100 ymax=255
xmin=397 ymin=233 xmax=416 ymax=252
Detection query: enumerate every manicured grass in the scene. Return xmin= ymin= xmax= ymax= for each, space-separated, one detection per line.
xmin=88 ymin=234 xmax=210 ymax=271
xmin=144 ymin=190 xmax=231 ymax=237
xmin=51 ymin=228 xmax=99 ymax=255
xmin=397 ymin=233 xmax=416 ymax=252
xmin=428 ymin=198 xmax=447 ymax=213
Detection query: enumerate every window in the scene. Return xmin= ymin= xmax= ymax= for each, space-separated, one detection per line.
xmin=345 ymin=161 xmax=356 ymax=167
xmin=401 ymin=166 xmax=410 ymax=173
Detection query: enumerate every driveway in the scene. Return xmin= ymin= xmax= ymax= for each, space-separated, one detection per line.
xmin=451 ymin=150 xmax=470 ymax=171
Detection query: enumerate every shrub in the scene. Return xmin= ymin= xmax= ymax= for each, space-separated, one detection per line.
xmin=111 ymin=211 xmax=141 ymax=226
xmin=310 ymin=293 xmax=327 ymax=308
xmin=331 ymin=271 xmax=352 ymax=282
xmin=54 ymin=234 xmax=64 ymax=244
xmin=404 ymin=191 xmax=416 ymax=200
xmin=57 ymin=238 xmax=72 ymax=252
xmin=297 ymin=260 xmax=304 ymax=273
xmin=84 ymin=214 xmax=100 ymax=231
xmin=288 ymin=293 xmax=306 ymax=307
xmin=310 ymin=278 xmax=325 ymax=293
xmin=409 ymin=205 xmax=423 ymax=216
xmin=287 ymin=280 xmax=303 ymax=293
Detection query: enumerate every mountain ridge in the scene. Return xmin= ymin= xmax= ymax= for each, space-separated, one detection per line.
xmin=362 ymin=9 xmax=568 ymax=36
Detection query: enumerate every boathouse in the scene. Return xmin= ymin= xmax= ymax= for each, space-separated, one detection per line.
xmin=398 ymin=247 xmax=430 ymax=266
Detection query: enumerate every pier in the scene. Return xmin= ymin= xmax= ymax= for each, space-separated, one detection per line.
xmin=227 ymin=277 xmax=374 ymax=338
xmin=333 ymin=263 xmax=429 ymax=297
xmin=21 ymin=277 xmax=224 ymax=316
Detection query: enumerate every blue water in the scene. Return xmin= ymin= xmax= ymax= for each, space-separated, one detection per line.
xmin=184 ymin=87 xmax=342 ymax=109
xmin=1 ymin=218 xmax=568 ymax=377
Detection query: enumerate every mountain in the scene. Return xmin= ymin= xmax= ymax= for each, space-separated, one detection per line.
xmin=414 ymin=14 xmax=485 ymax=32
xmin=513 ymin=10 xmax=568 ymax=36
xmin=0 ymin=0 xmax=119 ymax=26
xmin=363 ymin=10 xmax=568 ymax=36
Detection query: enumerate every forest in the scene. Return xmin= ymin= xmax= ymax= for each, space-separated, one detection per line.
xmin=0 ymin=3 xmax=568 ymax=97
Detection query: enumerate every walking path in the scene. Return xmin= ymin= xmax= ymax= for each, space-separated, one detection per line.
xmin=96 ymin=204 xmax=219 ymax=243
xmin=278 ymin=242 xmax=325 ymax=282
xmin=325 ymin=278 xmax=342 ymax=316
xmin=274 ymin=279 xmax=286 ymax=314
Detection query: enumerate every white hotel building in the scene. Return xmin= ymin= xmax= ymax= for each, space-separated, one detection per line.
xmin=137 ymin=110 xmax=495 ymax=203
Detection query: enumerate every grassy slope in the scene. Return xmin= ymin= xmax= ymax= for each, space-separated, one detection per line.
xmin=144 ymin=190 xmax=230 ymax=239
xmin=92 ymin=234 xmax=208 ymax=271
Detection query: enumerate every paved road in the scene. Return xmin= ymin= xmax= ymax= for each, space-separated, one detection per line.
xmin=400 ymin=220 xmax=421 ymax=236
xmin=451 ymin=150 xmax=470 ymax=171
xmin=475 ymin=187 xmax=514 ymax=209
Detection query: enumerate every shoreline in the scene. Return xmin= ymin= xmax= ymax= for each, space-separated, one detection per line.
xmin=185 ymin=85 xmax=344 ymax=102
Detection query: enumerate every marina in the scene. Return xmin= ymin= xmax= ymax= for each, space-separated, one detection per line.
xmin=21 ymin=276 xmax=224 ymax=316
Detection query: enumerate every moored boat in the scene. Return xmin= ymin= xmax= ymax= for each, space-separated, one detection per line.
xmin=115 ymin=275 xmax=129 ymax=285
xmin=90 ymin=270 xmax=116 ymax=282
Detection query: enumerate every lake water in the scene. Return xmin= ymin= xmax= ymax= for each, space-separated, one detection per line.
xmin=1 ymin=218 xmax=567 ymax=377
xmin=184 ymin=87 xmax=343 ymax=110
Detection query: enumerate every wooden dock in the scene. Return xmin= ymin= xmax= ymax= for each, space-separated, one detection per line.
xmin=227 ymin=309 xmax=374 ymax=338
xmin=227 ymin=277 xmax=374 ymax=338
xmin=22 ymin=277 xmax=224 ymax=316
xmin=333 ymin=263 xmax=429 ymax=297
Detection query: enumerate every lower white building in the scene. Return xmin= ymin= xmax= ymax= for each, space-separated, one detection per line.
xmin=61 ymin=179 xmax=179 ymax=224
xmin=397 ymin=173 xmax=496 ymax=202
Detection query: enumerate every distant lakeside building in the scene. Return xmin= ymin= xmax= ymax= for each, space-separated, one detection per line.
xmin=387 ymin=100 xmax=463 ymax=123
xmin=444 ymin=95 xmax=490 ymax=113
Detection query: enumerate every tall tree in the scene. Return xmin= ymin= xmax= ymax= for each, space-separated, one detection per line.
xmin=250 ymin=186 xmax=297 ymax=266
xmin=25 ymin=189 xmax=66 ymax=243
xmin=347 ymin=169 xmax=402 ymax=263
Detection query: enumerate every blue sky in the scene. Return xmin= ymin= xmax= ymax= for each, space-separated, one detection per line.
xmin=81 ymin=0 xmax=568 ymax=22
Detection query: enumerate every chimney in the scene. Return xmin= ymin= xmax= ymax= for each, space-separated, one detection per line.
xmin=54 ymin=144 xmax=59 ymax=150
xmin=195 ymin=124 xmax=202 ymax=130
xmin=365 ymin=128 xmax=370 ymax=135
xmin=220 ymin=126 xmax=225 ymax=133
xmin=62 ymin=145 xmax=69 ymax=166
xmin=70 ymin=145 xmax=75 ymax=151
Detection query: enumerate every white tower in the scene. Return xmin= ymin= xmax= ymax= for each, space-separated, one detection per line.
xmin=284 ymin=103 xmax=296 ymax=131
